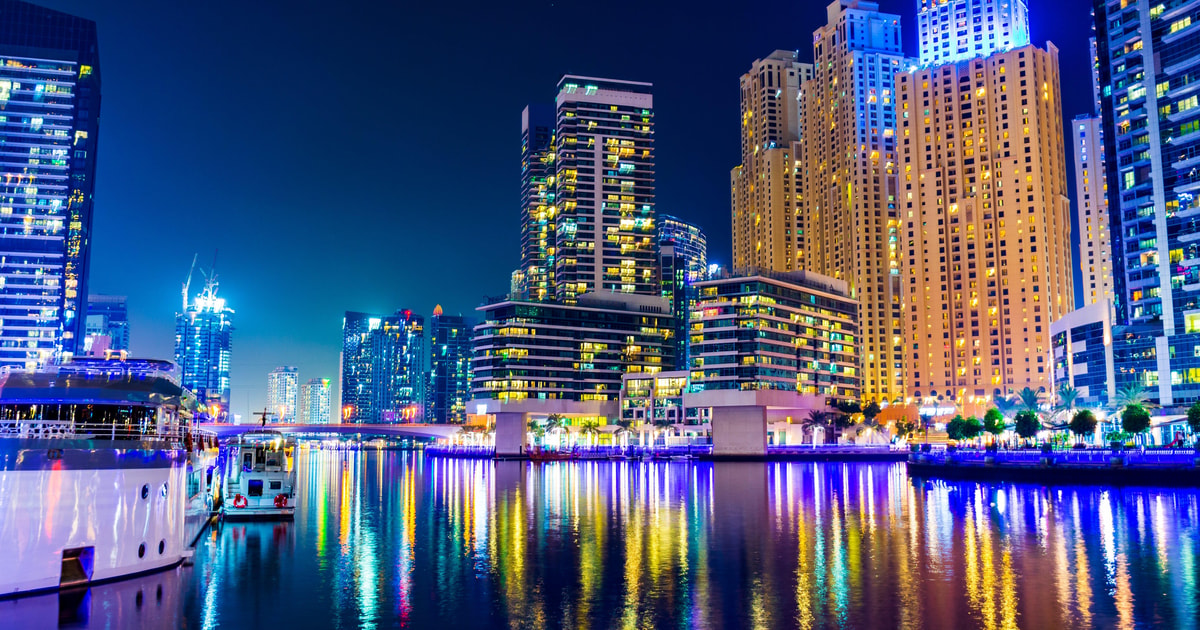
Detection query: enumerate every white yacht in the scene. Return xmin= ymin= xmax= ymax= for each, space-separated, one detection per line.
xmin=220 ymin=430 xmax=296 ymax=519
xmin=0 ymin=358 xmax=208 ymax=598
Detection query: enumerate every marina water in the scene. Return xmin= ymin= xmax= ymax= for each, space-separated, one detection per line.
xmin=5 ymin=448 xmax=1198 ymax=629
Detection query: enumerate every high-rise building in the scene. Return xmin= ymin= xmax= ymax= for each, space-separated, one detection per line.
xmin=896 ymin=43 xmax=1073 ymax=415
xmin=1051 ymin=301 xmax=1115 ymax=408
xmin=916 ymin=0 xmax=1030 ymax=66
xmin=0 ymin=1 xmax=101 ymax=367
xmin=339 ymin=309 xmax=426 ymax=423
xmin=796 ymin=0 xmax=909 ymax=403
xmin=299 ymin=377 xmax=332 ymax=425
xmin=730 ymin=51 xmax=814 ymax=273
xmin=175 ymin=281 xmax=233 ymax=420
xmin=266 ymin=366 xmax=299 ymax=422
xmin=471 ymin=292 xmax=674 ymax=412
xmin=689 ymin=270 xmax=861 ymax=405
xmin=1072 ymin=115 xmax=1113 ymax=307
xmin=83 ymin=294 xmax=128 ymax=356
xmin=1094 ymin=0 xmax=1200 ymax=406
xmin=553 ymin=76 xmax=656 ymax=302
xmin=428 ymin=305 xmax=473 ymax=423
xmin=517 ymin=103 xmax=556 ymax=301
xmin=658 ymin=215 xmax=707 ymax=281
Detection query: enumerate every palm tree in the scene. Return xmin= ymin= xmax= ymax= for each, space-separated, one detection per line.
xmin=579 ymin=419 xmax=601 ymax=447
xmin=652 ymin=416 xmax=674 ymax=446
xmin=1112 ymin=382 xmax=1156 ymax=411
xmin=1054 ymin=385 xmax=1079 ymax=414
xmin=993 ymin=395 xmax=1019 ymax=418
xmin=527 ymin=419 xmax=546 ymax=446
xmin=804 ymin=409 xmax=831 ymax=445
xmin=1015 ymin=387 xmax=1046 ymax=414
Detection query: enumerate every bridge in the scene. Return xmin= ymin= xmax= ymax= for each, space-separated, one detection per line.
xmin=198 ymin=423 xmax=462 ymax=440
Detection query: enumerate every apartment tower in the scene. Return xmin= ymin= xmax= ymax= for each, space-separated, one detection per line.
xmin=796 ymin=0 xmax=908 ymax=403
xmin=730 ymin=51 xmax=813 ymax=273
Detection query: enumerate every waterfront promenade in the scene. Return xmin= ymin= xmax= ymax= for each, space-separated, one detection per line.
xmin=907 ymin=445 xmax=1200 ymax=486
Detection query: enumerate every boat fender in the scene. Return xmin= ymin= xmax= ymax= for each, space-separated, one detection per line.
xmin=274 ymin=494 xmax=287 ymax=508
xmin=233 ymin=494 xmax=247 ymax=508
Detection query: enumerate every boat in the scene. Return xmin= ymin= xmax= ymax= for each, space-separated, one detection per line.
xmin=0 ymin=358 xmax=208 ymax=598
xmin=220 ymin=430 xmax=296 ymax=520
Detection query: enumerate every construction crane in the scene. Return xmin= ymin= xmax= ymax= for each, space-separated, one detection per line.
xmin=181 ymin=253 xmax=198 ymax=311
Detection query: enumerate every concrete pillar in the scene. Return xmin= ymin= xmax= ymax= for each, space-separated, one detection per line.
xmin=711 ymin=405 xmax=767 ymax=458
xmin=493 ymin=412 xmax=528 ymax=459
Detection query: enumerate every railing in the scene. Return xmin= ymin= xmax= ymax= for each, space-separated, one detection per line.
xmin=915 ymin=447 xmax=1200 ymax=469
xmin=0 ymin=417 xmax=194 ymax=443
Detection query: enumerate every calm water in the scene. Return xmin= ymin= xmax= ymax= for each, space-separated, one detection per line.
xmin=6 ymin=449 xmax=1200 ymax=629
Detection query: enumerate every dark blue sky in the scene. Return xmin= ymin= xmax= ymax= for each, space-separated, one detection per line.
xmin=37 ymin=0 xmax=1093 ymax=419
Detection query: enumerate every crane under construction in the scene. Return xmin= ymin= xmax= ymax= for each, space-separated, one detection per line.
xmin=176 ymin=250 xmax=234 ymax=422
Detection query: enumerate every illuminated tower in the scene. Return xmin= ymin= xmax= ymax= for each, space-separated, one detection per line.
xmin=796 ymin=0 xmax=909 ymax=403
xmin=299 ymin=378 xmax=332 ymax=425
xmin=897 ymin=43 xmax=1073 ymax=414
xmin=0 ymin=0 xmax=101 ymax=367
xmin=266 ymin=366 xmax=299 ymax=422
xmin=730 ymin=51 xmax=813 ymax=273
xmin=340 ymin=309 xmax=425 ymax=423
xmin=428 ymin=304 xmax=473 ymax=423
xmin=553 ymin=76 xmax=656 ymax=302
xmin=658 ymin=215 xmax=707 ymax=368
xmin=175 ymin=280 xmax=234 ymax=420
xmin=1094 ymin=0 xmax=1200 ymax=406
xmin=1072 ymin=114 xmax=1112 ymax=307
xmin=517 ymin=104 xmax=556 ymax=301
xmin=916 ymin=0 xmax=1030 ymax=66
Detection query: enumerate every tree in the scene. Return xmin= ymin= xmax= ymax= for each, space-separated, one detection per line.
xmin=1015 ymin=387 xmax=1045 ymax=414
xmin=1014 ymin=410 xmax=1040 ymax=441
xmin=983 ymin=408 xmax=1006 ymax=437
xmin=1054 ymin=385 xmax=1079 ymax=414
xmin=862 ymin=402 xmax=882 ymax=422
xmin=894 ymin=417 xmax=917 ymax=440
xmin=579 ymin=419 xmax=601 ymax=446
xmin=1069 ymin=409 xmax=1098 ymax=444
xmin=1187 ymin=402 xmax=1200 ymax=439
xmin=946 ymin=415 xmax=968 ymax=441
xmin=1121 ymin=405 xmax=1152 ymax=439
xmin=963 ymin=416 xmax=984 ymax=440
xmin=833 ymin=413 xmax=856 ymax=430
xmin=527 ymin=419 xmax=546 ymax=445
xmin=993 ymin=396 xmax=1018 ymax=418
xmin=1113 ymin=383 xmax=1155 ymax=411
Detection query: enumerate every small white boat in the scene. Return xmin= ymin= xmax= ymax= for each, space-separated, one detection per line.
xmin=220 ymin=431 xmax=296 ymax=520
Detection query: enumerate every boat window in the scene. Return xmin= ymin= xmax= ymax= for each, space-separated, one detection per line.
xmin=0 ymin=403 xmax=178 ymax=440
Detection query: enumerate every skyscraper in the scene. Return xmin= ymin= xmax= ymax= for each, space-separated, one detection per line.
xmin=266 ymin=366 xmax=299 ymax=422
xmin=176 ymin=280 xmax=233 ymax=420
xmin=658 ymin=215 xmax=707 ymax=369
xmin=83 ymin=294 xmax=128 ymax=355
xmin=299 ymin=377 xmax=332 ymax=425
xmin=0 ymin=1 xmax=101 ymax=367
xmin=340 ymin=309 xmax=426 ymax=423
xmin=897 ymin=42 xmax=1073 ymax=414
xmin=796 ymin=0 xmax=909 ymax=404
xmin=1094 ymin=0 xmax=1200 ymax=406
xmin=517 ymin=103 xmax=556 ymax=301
xmin=553 ymin=76 xmax=656 ymax=302
xmin=916 ymin=0 xmax=1030 ymax=66
xmin=428 ymin=305 xmax=473 ymax=423
xmin=730 ymin=51 xmax=813 ymax=273
xmin=1072 ymin=115 xmax=1113 ymax=307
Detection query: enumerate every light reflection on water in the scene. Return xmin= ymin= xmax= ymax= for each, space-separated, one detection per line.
xmin=4 ymin=450 xmax=1197 ymax=629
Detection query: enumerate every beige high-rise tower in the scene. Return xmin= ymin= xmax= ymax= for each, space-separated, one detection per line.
xmin=796 ymin=1 xmax=908 ymax=404
xmin=896 ymin=43 xmax=1073 ymax=415
xmin=730 ymin=51 xmax=813 ymax=273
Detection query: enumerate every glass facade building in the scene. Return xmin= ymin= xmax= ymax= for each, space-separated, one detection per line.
xmin=83 ymin=293 xmax=128 ymax=355
xmin=299 ymin=377 xmax=332 ymax=425
xmin=175 ymin=283 xmax=233 ymax=420
xmin=0 ymin=1 xmax=101 ymax=367
xmin=517 ymin=103 xmax=555 ymax=301
xmin=340 ymin=309 xmax=425 ymax=423
xmin=1093 ymin=0 xmax=1200 ymax=406
xmin=428 ymin=305 xmax=473 ymax=423
xmin=471 ymin=293 xmax=675 ymax=404
xmin=689 ymin=270 xmax=861 ymax=405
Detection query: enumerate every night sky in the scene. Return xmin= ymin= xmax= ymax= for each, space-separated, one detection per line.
xmin=34 ymin=0 xmax=1093 ymax=420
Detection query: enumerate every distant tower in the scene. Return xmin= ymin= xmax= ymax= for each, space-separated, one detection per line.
xmin=658 ymin=216 xmax=707 ymax=369
xmin=84 ymin=295 xmax=129 ymax=357
xmin=0 ymin=1 xmax=102 ymax=366
xmin=428 ymin=305 xmax=473 ymax=423
xmin=299 ymin=378 xmax=332 ymax=424
xmin=267 ymin=366 xmax=299 ymax=422
xmin=175 ymin=274 xmax=234 ymax=420
xmin=340 ymin=309 xmax=425 ymax=423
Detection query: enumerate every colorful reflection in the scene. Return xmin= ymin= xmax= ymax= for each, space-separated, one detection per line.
xmin=168 ymin=453 xmax=1200 ymax=629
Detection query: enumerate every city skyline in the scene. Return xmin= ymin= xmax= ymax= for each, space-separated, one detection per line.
xmin=23 ymin=0 xmax=1095 ymax=419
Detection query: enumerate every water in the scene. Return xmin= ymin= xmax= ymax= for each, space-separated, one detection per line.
xmin=5 ymin=449 xmax=1199 ymax=629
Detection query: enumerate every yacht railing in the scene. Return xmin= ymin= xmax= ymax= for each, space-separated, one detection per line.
xmin=0 ymin=416 xmax=192 ymax=442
